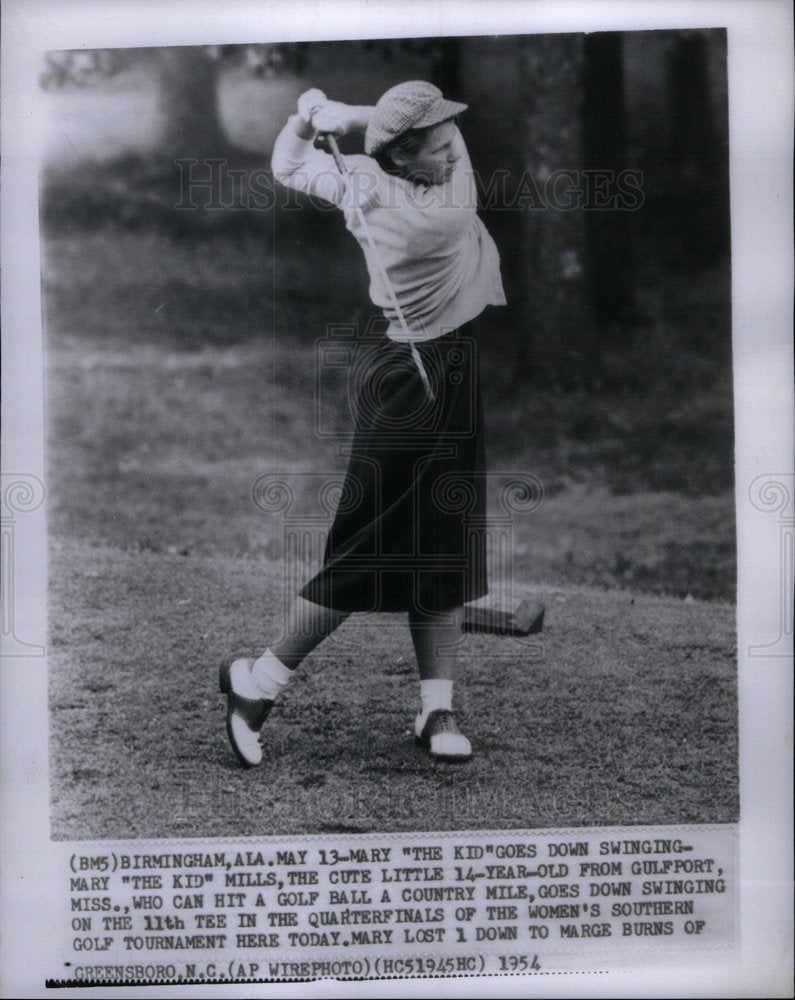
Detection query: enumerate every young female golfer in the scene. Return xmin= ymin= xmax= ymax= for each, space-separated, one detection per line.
xmin=220 ymin=81 xmax=506 ymax=768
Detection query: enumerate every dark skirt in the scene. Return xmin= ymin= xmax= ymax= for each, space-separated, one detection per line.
xmin=300 ymin=318 xmax=488 ymax=613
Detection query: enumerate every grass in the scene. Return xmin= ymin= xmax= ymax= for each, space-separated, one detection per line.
xmin=43 ymin=224 xmax=738 ymax=838
xmin=49 ymin=540 xmax=737 ymax=840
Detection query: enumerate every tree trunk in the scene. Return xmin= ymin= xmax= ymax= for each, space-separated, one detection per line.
xmin=515 ymin=34 xmax=596 ymax=387
xmin=155 ymin=47 xmax=229 ymax=161
xmin=666 ymin=30 xmax=729 ymax=265
xmin=582 ymin=32 xmax=637 ymax=331
xmin=432 ymin=37 xmax=463 ymax=98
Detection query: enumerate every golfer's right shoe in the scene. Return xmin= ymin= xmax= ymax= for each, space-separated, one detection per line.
xmin=219 ymin=657 xmax=272 ymax=768
xmin=415 ymin=709 xmax=472 ymax=763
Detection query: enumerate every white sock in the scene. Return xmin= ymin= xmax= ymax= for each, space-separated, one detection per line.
xmin=416 ymin=679 xmax=454 ymax=731
xmin=251 ymin=649 xmax=294 ymax=701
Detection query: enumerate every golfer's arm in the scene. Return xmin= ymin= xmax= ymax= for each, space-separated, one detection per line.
xmin=271 ymin=115 xmax=346 ymax=206
xmin=345 ymin=106 xmax=374 ymax=132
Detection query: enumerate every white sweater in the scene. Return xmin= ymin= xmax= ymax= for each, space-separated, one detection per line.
xmin=271 ymin=121 xmax=506 ymax=342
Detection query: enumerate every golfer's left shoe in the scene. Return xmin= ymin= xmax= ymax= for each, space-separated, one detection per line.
xmin=415 ymin=709 xmax=472 ymax=763
xmin=219 ymin=657 xmax=272 ymax=768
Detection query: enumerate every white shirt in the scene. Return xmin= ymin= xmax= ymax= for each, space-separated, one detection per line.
xmin=271 ymin=123 xmax=506 ymax=342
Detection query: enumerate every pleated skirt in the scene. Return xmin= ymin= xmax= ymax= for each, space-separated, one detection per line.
xmin=300 ymin=318 xmax=487 ymax=613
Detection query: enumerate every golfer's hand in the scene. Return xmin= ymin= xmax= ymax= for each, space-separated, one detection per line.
xmin=297 ymin=88 xmax=327 ymax=126
xmin=297 ymin=90 xmax=365 ymax=136
xmin=311 ymin=100 xmax=362 ymax=136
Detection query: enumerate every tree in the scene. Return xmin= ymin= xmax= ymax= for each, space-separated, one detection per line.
xmin=456 ymin=33 xmax=645 ymax=384
xmin=513 ymin=33 xmax=596 ymax=385
xmin=582 ymin=32 xmax=637 ymax=330
xmin=154 ymin=47 xmax=229 ymax=162
xmin=665 ymin=30 xmax=729 ymax=265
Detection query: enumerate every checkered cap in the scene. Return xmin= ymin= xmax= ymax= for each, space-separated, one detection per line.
xmin=364 ymin=80 xmax=468 ymax=155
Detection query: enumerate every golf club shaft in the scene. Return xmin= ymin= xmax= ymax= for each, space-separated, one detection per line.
xmin=320 ymin=132 xmax=435 ymax=402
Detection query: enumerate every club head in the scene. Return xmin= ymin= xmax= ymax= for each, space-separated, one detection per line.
xmin=462 ymin=599 xmax=545 ymax=637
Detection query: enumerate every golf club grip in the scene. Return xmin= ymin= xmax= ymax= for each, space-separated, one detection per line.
xmin=322 ymin=133 xmax=347 ymax=175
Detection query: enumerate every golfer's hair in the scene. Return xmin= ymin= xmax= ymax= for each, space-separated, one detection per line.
xmin=375 ymin=116 xmax=458 ymax=176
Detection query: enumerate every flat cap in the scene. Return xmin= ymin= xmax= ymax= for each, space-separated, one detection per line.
xmin=364 ymin=80 xmax=468 ymax=156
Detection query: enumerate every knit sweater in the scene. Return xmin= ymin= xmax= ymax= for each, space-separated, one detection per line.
xmin=271 ymin=120 xmax=506 ymax=342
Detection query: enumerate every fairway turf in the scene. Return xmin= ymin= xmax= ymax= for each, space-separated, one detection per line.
xmin=49 ymin=539 xmax=737 ymax=839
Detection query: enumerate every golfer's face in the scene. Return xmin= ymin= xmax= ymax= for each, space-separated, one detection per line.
xmin=403 ymin=120 xmax=459 ymax=186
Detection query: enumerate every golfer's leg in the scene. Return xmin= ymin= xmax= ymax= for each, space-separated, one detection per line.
xmin=270 ymin=597 xmax=350 ymax=670
xmin=245 ymin=596 xmax=349 ymax=702
xmin=221 ymin=597 xmax=348 ymax=768
xmin=409 ymin=605 xmax=471 ymax=761
xmin=409 ymin=605 xmax=464 ymax=681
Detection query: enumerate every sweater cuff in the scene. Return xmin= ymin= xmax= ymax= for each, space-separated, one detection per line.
xmin=272 ymin=117 xmax=318 ymax=168
xmin=291 ymin=112 xmax=316 ymax=141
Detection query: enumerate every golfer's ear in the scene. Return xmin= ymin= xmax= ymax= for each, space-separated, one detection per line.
xmin=387 ymin=147 xmax=409 ymax=169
